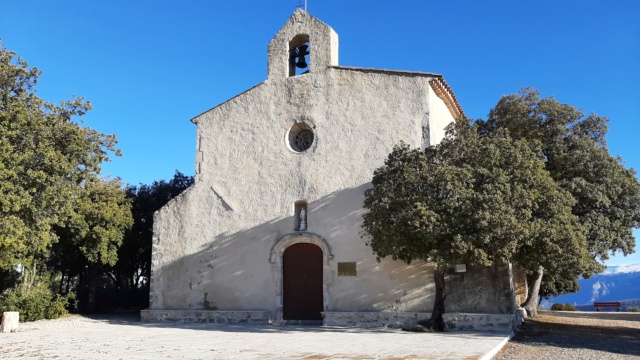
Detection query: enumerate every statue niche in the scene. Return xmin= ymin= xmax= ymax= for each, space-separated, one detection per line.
xmin=294 ymin=200 xmax=308 ymax=231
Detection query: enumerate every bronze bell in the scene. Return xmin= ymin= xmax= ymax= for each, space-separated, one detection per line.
xmin=294 ymin=44 xmax=309 ymax=68
xmin=295 ymin=57 xmax=307 ymax=69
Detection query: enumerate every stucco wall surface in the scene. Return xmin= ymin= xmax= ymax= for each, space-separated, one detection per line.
xmin=267 ymin=9 xmax=338 ymax=79
xmin=150 ymin=9 xmax=490 ymax=321
xmin=427 ymin=83 xmax=455 ymax=147
xmin=152 ymin=67 xmax=444 ymax=315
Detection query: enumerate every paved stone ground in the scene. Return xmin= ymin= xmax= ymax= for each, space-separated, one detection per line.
xmin=0 ymin=314 xmax=511 ymax=359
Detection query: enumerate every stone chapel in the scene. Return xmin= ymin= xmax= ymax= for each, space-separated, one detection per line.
xmin=142 ymin=10 xmax=522 ymax=330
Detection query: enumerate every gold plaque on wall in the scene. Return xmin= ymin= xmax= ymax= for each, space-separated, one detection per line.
xmin=338 ymin=262 xmax=357 ymax=276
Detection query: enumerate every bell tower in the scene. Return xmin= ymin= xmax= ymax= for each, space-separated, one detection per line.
xmin=267 ymin=9 xmax=339 ymax=80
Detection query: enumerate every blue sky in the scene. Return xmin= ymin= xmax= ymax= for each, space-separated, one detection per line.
xmin=1 ymin=1 xmax=639 ymax=265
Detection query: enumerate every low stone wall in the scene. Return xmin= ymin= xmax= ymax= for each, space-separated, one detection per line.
xmin=322 ymin=311 xmax=429 ymax=329
xmin=141 ymin=309 xmax=516 ymax=332
xmin=140 ymin=310 xmax=271 ymax=324
xmin=323 ymin=311 xmax=515 ymax=332
xmin=443 ymin=313 xmax=515 ymax=332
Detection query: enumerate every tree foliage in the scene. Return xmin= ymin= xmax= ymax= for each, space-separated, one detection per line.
xmin=363 ymin=119 xmax=586 ymax=329
xmin=538 ymin=272 xmax=580 ymax=302
xmin=363 ymin=88 xmax=640 ymax=326
xmin=0 ymin=44 xmax=122 ymax=277
xmin=107 ymin=171 xmax=193 ymax=309
xmin=479 ymin=88 xmax=640 ymax=262
xmin=0 ymin=282 xmax=71 ymax=322
xmin=0 ymin=43 xmax=198 ymax=317
xmin=0 ymin=42 xmax=133 ymax=318
xmin=48 ymin=176 xmax=133 ymax=311
xmin=550 ymin=303 xmax=577 ymax=311
xmin=54 ymin=177 xmax=133 ymax=267
xmin=364 ymin=121 xmax=585 ymax=268
xmin=478 ymin=88 xmax=640 ymax=313
xmin=48 ymin=171 xmax=191 ymax=312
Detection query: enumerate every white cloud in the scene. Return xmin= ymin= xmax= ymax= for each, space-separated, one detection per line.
xmin=602 ymin=264 xmax=640 ymax=275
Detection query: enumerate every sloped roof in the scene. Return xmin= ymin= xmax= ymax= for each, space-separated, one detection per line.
xmin=429 ymin=77 xmax=464 ymax=119
xmin=191 ymin=83 xmax=264 ymax=124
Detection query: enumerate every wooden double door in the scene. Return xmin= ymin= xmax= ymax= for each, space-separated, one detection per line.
xmin=282 ymin=243 xmax=323 ymax=320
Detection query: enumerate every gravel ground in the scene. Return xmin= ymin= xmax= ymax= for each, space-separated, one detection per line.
xmin=495 ymin=311 xmax=640 ymax=359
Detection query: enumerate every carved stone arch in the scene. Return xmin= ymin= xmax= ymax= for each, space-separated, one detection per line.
xmin=269 ymin=232 xmax=333 ymax=264
xmin=269 ymin=232 xmax=334 ymax=321
xmin=289 ymin=34 xmax=310 ymax=51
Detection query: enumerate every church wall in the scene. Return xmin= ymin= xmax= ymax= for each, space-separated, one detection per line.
xmin=148 ymin=10 xmax=515 ymax=326
xmin=267 ymin=10 xmax=338 ymax=79
xmin=446 ymin=265 xmax=515 ymax=314
xmin=512 ymin=265 xmax=528 ymax=307
xmin=427 ymin=85 xmax=456 ymax=147
xmin=151 ymin=68 xmax=446 ymax=314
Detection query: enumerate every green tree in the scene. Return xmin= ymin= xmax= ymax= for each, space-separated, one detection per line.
xmin=0 ymin=42 xmax=128 ymax=317
xmin=362 ymin=120 xmax=585 ymax=330
xmin=49 ymin=176 xmax=133 ymax=311
xmin=478 ymin=88 xmax=640 ymax=316
xmin=0 ymin=43 xmax=119 ymax=279
xmin=538 ymin=272 xmax=580 ymax=305
xmin=108 ymin=171 xmax=193 ymax=309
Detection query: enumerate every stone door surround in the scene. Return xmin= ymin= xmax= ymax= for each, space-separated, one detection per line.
xmin=269 ymin=232 xmax=334 ymax=322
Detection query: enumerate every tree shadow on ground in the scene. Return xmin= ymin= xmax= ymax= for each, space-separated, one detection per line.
xmin=512 ymin=317 xmax=640 ymax=356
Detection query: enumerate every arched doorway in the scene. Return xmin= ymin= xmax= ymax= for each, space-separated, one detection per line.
xmin=283 ymin=243 xmax=323 ymax=320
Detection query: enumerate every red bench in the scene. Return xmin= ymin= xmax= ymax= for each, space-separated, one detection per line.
xmin=594 ymin=302 xmax=621 ymax=312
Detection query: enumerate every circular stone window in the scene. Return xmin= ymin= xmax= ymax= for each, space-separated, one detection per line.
xmin=288 ymin=123 xmax=315 ymax=152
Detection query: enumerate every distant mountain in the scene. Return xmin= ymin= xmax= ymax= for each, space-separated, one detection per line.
xmin=542 ymin=264 xmax=640 ymax=310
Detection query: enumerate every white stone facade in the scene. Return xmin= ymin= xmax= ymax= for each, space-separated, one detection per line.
xmin=147 ymin=10 xmax=512 ymax=328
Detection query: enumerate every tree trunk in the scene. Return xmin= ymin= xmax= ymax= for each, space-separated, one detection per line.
xmin=65 ymin=271 xmax=71 ymax=294
xmin=20 ymin=260 xmax=37 ymax=290
xmin=29 ymin=260 xmax=37 ymax=288
xmin=521 ymin=265 xmax=544 ymax=318
xmin=59 ymin=273 xmax=65 ymax=294
xmin=416 ymin=269 xmax=446 ymax=331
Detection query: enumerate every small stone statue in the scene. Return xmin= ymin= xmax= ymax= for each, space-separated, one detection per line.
xmin=299 ymin=208 xmax=307 ymax=231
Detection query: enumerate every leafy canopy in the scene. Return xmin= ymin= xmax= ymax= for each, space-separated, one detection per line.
xmin=114 ymin=171 xmax=194 ymax=291
xmin=362 ymin=120 xmax=588 ymax=274
xmin=0 ymin=43 xmax=123 ymax=272
xmin=363 ymin=88 xmax=640 ymax=312
xmin=478 ymin=88 xmax=640 ymax=269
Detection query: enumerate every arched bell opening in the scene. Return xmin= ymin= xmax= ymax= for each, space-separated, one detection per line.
xmin=289 ymin=34 xmax=310 ymax=76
